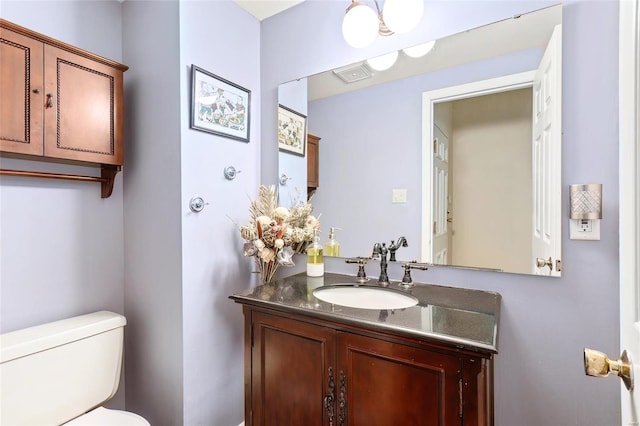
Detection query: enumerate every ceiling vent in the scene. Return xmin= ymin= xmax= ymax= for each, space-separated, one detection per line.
xmin=332 ymin=63 xmax=372 ymax=84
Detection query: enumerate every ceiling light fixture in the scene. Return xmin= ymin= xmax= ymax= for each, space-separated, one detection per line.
xmin=342 ymin=0 xmax=423 ymax=48
xmin=366 ymin=51 xmax=399 ymax=71
xmin=402 ymin=40 xmax=436 ymax=58
xmin=342 ymin=1 xmax=380 ymax=48
xmin=382 ymin=0 xmax=424 ymax=34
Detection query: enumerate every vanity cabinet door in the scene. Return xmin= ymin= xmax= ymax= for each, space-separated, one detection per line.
xmin=0 ymin=27 xmax=44 ymax=155
xmin=336 ymin=332 xmax=462 ymax=426
xmin=243 ymin=307 xmax=492 ymax=426
xmin=250 ymin=311 xmax=336 ymax=426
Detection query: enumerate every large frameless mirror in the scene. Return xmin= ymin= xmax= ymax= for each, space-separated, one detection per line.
xmin=277 ymin=4 xmax=562 ymax=276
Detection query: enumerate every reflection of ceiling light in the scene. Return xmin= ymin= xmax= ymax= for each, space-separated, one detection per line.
xmin=366 ymin=51 xmax=399 ymax=71
xmin=342 ymin=1 xmax=379 ymax=48
xmin=382 ymin=0 xmax=424 ymax=34
xmin=403 ymin=40 xmax=436 ymax=58
xmin=342 ymin=0 xmax=423 ymax=48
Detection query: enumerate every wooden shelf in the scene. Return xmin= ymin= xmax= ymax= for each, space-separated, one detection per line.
xmin=0 ymin=165 xmax=120 ymax=198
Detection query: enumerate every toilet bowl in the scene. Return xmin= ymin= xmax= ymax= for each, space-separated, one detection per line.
xmin=0 ymin=311 xmax=149 ymax=425
xmin=65 ymin=406 xmax=149 ymax=425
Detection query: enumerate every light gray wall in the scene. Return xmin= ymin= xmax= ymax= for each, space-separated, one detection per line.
xmin=0 ymin=0 xmax=126 ymax=409
xmin=307 ymin=49 xmax=539 ymax=261
xmin=0 ymin=1 xmax=622 ymax=425
xmin=178 ymin=2 xmax=260 ymax=425
xmin=450 ymin=89 xmax=533 ymax=273
xmin=122 ymin=1 xmax=260 ymax=425
xmin=262 ymin=1 xmax=620 ymax=425
xmin=121 ymin=1 xmax=184 ymax=424
xmin=1 ymin=1 xmax=259 ymax=424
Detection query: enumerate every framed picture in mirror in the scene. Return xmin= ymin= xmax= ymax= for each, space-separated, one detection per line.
xmin=190 ymin=64 xmax=251 ymax=142
xmin=278 ymin=104 xmax=306 ymax=156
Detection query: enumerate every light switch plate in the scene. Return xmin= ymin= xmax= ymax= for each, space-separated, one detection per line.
xmin=392 ymin=189 xmax=407 ymax=204
xmin=569 ymin=219 xmax=601 ymax=240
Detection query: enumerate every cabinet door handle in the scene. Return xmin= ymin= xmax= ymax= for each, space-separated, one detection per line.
xmin=338 ymin=371 xmax=346 ymax=426
xmin=325 ymin=367 xmax=335 ymax=426
xmin=45 ymin=93 xmax=54 ymax=108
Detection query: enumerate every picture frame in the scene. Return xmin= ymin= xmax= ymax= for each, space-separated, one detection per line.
xmin=278 ymin=104 xmax=307 ymax=156
xmin=190 ymin=65 xmax=251 ymax=142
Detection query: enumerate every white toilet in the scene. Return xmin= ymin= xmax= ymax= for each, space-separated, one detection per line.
xmin=0 ymin=311 xmax=150 ymax=425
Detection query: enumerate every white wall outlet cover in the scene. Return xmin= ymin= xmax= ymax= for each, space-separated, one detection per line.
xmin=569 ymin=219 xmax=601 ymax=240
xmin=392 ymin=189 xmax=407 ymax=203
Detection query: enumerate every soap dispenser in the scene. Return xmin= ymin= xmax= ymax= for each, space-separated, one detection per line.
xmin=307 ymin=229 xmax=324 ymax=277
xmin=324 ymin=227 xmax=341 ymax=257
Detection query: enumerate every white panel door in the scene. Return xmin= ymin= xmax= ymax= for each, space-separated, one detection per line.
xmin=586 ymin=3 xmax=640 ymax=419
xmin=432 ymin=125 xmax=450 ymax=265
xmin=619 ymin=0 xmax=640 ymax=422
xmin=531 ymin=24 xmax=562 ymax=276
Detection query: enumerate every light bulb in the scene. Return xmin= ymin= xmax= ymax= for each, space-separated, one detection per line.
xmin=403 ymin=40 xmax=435 ymax=58
xmin=342 ymin=2 xmax=379 ymax=48
xmin=366 ymin=51 xmax=399 ymax=71
xmin=382 ymin=0 xmax=424 ymax=35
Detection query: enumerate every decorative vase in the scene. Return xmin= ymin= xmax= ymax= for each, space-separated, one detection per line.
xmin=257 ymin=258 xmax=280 ymax=285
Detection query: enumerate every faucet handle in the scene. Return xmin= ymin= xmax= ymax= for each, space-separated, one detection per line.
xmin=345 ymin=257 xmax=371 ymax=283
xmin=371 ymin=243 xmax=380 ymax=258
xmin=400 ymin=261 xmax=430 ymax=287
xmin=388 ymin=237 xmax=407 ymax=262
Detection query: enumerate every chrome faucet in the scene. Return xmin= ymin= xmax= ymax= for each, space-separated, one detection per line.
xmin=371 ymin=242 xmax=390 ymax=286
xmin=388 ymin=236 xmax=408 ymax=262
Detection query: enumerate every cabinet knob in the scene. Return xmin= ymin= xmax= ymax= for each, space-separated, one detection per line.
xmin=32 ymin=88 xmax=40 ymax=94
xmin=45 ymin=93 xmax=54 ymax=108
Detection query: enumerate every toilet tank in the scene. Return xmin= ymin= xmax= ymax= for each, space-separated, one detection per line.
xmin=0 ymin=311 xmax=127 ymax=425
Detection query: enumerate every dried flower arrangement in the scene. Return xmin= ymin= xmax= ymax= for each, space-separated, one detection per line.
xmin=238 ymin=185 xmax=320 ymax=284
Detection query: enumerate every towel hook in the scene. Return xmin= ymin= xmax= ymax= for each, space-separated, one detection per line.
xmin=224 ymin=166 xmax=241 ymax=180
xmin=189 ymin=196 xmax=209 ymax=213
xmin=280 ymin=174 xmax=292 ymax=185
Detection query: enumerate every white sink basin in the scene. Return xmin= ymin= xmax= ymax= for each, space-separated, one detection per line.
xmin=312 ymin=285 xmax=419 ymax=310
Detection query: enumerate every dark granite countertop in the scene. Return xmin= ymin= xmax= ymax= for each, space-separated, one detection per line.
xmin=230 ymin=272 xmax=501 ymax=354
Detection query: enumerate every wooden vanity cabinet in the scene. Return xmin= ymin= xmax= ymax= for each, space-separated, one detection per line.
xmin=0 ymin=19 xmax=127 ymax=167
xmin=245 ymin=306 xmax=493 ymax=426
xmin=249 ymin=311 xmax=335 ymax=425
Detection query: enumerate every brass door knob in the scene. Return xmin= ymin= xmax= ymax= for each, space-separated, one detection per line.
xmin=584 ymin=348 xmax=633 ymax=390
xmin=536 ymin=257 xmax=553 ymax=268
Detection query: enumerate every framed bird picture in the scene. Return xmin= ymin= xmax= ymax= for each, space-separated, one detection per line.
xmin=277 ymin=104 xmax=306 ymax=156
xmin=190 ymin=65 xmax=251 ymax=142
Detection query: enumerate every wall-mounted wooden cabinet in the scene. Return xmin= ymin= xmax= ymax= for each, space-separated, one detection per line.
xmin=0 ymin=19 xmax=128 ymax=197
xmin=307 ymin=133 xmax=320 ymax=198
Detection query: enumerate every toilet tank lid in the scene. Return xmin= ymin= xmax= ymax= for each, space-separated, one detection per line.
xmin=0 ymin=311 xmax=126 ymax=364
